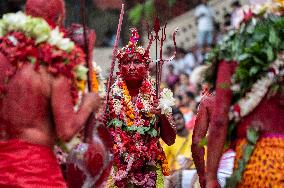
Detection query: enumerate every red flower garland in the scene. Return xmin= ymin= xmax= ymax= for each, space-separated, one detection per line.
xmin=0 ymin=31 xmax=86 ymax=104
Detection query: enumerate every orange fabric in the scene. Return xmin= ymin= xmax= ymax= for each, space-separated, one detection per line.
xmin=0 ymin=139 xmax=67 ymax=188
xmin=234 ymin=137 xmax=284 ymax=188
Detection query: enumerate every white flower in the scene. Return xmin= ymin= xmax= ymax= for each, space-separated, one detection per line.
xmin=3 ymin=12 xmax=28 ymax=31
xmin=75 ymin=65 xmax=88 ymax=81
xmin=158 ymin=88 xmax=175 ymax=115
xmin=48 ymin=27 xmax=74 ymax=51
xmin=231 ymin=84 xmax=240 ymax=92
xmin=57 ymin=37 xmax=74 ymax=51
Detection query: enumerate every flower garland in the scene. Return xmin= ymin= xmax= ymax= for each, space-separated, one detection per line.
xmin=229 ymin=53 xmax=284 ymax=122
xmin=107 ymin=75 xmax=173 ymax=187
xmin=205 ymin=1 xmax=284 ymax=186
xmin=0 ymin=12 xmax=87 ymax=105
xmin=91 ymin=61 xmax=106 ymax=97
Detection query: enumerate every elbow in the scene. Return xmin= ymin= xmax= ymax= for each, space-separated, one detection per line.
xmin=211 ymin=117 xmax=227 ymax=130
xmin=208 ymin=118 xmax=228 ymax=139
xmin=56 ymin=122 xmax=78 ymax=142
xmin=57 ymin=130 xmax=74 ymax=142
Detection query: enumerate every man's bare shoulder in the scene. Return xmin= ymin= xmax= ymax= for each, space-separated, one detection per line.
xmin=200 ymin=93 xmax=215 ymax=106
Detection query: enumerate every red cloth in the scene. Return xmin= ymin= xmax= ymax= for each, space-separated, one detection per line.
xmin=0 ymin=139 xmax=67 ymax=188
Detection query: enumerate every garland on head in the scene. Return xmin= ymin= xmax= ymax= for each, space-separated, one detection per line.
xmin=206 ymin=0 xmax=284 ymax=127
xmin=0 ymin=12 xmax=87 ymax=105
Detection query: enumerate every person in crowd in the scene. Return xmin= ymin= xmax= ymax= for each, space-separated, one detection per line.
xmin=0 ymin=0 xmax=100 ymax=187
xmin=165 ymin=64 xmax=179 ymax=91
xmin=180 ymin=91 xmax=196 ymax=126
xmin=175 ymin=72 xmax=193 ymax=96
xmin=194 ymin=0 xmax=215 ymax=49
xmin=230 ymin=1 xmax=243 ymax=29
xmin=163 ymin=108 xmax=199 ymax=188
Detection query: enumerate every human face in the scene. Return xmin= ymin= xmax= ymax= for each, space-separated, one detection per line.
xmin=173 ymin=113 xmax=185 ymax=131
xmin=119 ymin=57 xmax=148 ymax=83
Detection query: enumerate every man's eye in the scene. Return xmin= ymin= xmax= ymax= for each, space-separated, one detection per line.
xmin=134 ymin=60 xmax=140 ymax=64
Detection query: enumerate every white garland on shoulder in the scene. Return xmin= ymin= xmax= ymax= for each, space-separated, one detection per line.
xmin=230 ymin=53 xmax=284 ymax=122
xmin=0 ymin=11 xmax=74 ymax=51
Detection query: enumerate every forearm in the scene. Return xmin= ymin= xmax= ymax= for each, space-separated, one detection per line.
xmin=159 ymin=114 xmax=176 ymax=146
xmin=206 ymin=121 xmax=227 ymax=180
xmin=206 ymin=61 xmax=234 ymax=181
xmin=192 ymin=144 xmax=206 ymax=178
xmin=51 ymin=76 xmax=96 ymax=141
xmin=192 ymin=98 xmax=209 ymax=180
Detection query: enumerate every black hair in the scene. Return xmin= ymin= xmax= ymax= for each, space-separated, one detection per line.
xmin=231 ymin=1 xmax=241 ymax=7
xmin=172 ymin=107 xmax=183 ymax=116
xmin=185 ymin=91 xmax=195 ymax=100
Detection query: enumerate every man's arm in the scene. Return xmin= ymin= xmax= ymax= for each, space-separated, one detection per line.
xmin=206 ymin=61 xmax=233 ymax=187
xmin=159 ymin=115 xmax=176 ymax=146
xmin=192 ymin=98 xmax=210 ymax=188
xmin=51 ymin=75 xmax=100 ymax=141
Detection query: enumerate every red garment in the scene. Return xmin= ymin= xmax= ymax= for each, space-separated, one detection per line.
xmin=0 ymin=139 xmax=67 ymax=188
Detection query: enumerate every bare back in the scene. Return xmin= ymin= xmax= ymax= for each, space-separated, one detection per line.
xmin=0 ymin=61 xmax=56 ymax=146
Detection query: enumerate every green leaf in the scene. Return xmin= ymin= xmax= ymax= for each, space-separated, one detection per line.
xmin=237 ymin=53 xmax=251 ymax=62
xmin=247 ymin=128 xmax=259 ymax=144
xmin=269 ymin=27 xmax=279 ymax=46
xmin=249 ymin=66 xmax=260 ymax=76
xmin=243 ymin=144 xmax=254 ymax=162
xmin=148 ymin=128 xmax=158 ymax=137
xmin=266 ymin=46 xmax=275 ymax=62
xmin=128 ymin=4 xmax=143 ymax=25
xmin=108 ymin=118 xmax=122 ymax=127
xmin=198 ymin=137 xmax=207 ymax=147
xmin=28 ymin=56 xmax=36 ymax=64
xmin=252 ymin=55 xmax=264 ymax=65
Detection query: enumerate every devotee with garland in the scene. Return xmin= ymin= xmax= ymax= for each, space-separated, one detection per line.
xmin=205 ymin=1 xmax=284 ymax=187
xmin=106 ymin=28 xmax=176 ymax=188
xmin=0 ymin=0 xmax=101 ymax=187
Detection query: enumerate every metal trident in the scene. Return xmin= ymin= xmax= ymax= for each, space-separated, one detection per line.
xmin=147 ymin=17 xmax=178 ymax=97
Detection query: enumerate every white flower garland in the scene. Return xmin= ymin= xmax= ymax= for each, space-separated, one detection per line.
xmin=0 ymin=11 xmax=74 ymax=51
xmin=157 ymin=88 xmax=175 ymax=115
xmin=230 ymin=53 xmax=284 ymax=121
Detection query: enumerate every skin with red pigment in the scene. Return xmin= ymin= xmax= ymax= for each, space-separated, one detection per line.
xmin=0 ymin=0 xmax=100 ymax=147
xmin=192 ymin=93 xmax=215 ymax=188
xmin=119 ymin=57 xmax=176 ymax=145
xmin=206 ymin=61 xmax=284 ymax=188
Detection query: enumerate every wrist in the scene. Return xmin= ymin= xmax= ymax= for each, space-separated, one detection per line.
xmin=206 ymin=173 xmax=217 ymax=182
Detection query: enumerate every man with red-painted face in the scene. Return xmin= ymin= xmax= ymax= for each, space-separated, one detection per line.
xmin=0 ymin=0 xmax=100 ymax=187
xmin=106 ymin=28 xmax=176 ymax=188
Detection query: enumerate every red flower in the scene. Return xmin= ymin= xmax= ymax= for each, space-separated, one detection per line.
xmin=137 ymin=101 xmax=143 ymax=110
xmin=242 ymin=9 xmax=254 ymax=23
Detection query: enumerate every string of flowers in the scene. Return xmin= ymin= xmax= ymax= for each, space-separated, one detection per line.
xmin=107 ymin=74 xmax=174 ymax=187
xmin=0 ymin=12 xmax=87 ymax=105
xmin=229 ymin=53 xmax=284 ymax=122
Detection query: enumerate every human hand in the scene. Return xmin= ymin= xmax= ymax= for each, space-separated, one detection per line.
xmin=151 ymin=99 xmax=162 ymax=117
xmin=206 ymin=179 xmax=221 ymax=188
xmin=83 ymin=92 xmax=101 ymax=112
